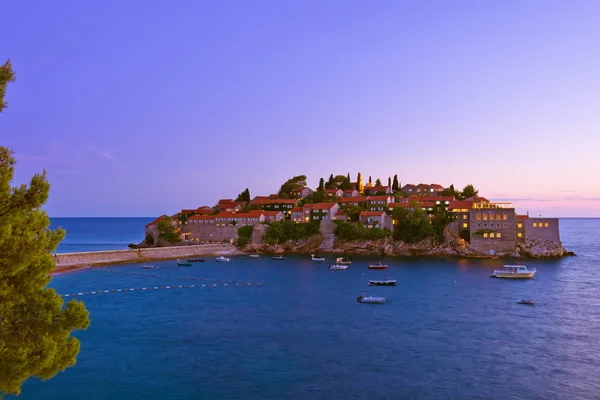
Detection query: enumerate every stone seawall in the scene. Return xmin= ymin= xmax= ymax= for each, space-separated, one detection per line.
xmin=53 ymin=244 xmax=242 ymax=269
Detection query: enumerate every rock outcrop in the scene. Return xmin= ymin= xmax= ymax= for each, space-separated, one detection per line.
xmin=516 ymin=238 xmax=572 ymax=259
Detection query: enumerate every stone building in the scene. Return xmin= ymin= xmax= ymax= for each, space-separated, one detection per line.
xmin=469 ymin=207 xmax=517 ymax=254
xmin=517 ymin=216 xmax=560 ymax=242
xmin=359 ymin=211 xmax=393 ymax=230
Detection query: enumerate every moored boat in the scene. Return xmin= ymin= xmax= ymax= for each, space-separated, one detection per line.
xmin=368 ymin=262 xmax=387 ymax=270
xmin=369 ymin=279 xmax=396 ymax=286
xmin=336 ymin=257 xmax=352 ymax=265
xmin=311 ymin=254 xmax=326 ymax=261
xmin=249 ymin=254 xmax=260 ymax=258
xmin=490 ymin=265 xmax=536 ymax=279
xmin=328 ymin=264 xmax=348 ymax=270
xmin=177 ymin=259 xmax=192 ymax=266
xmin=516 ymin=299 xmax=536 ymax=305
xmin=141 ymin=265 xmax=155 ymax=269
xmin=357 ymin=293 xmax=386 ymax=304
xmin=272 ymin=255 xmax=285 ymax=260
xmin=215 ymin=256 xmax=231 ymax=262
xmin=186 ymin=258 xmax=205 ymax=263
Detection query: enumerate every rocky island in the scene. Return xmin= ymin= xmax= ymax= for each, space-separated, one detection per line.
xmin=143 ymin=174 xmax=573 ymax=260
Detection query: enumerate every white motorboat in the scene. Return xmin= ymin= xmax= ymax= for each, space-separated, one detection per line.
xmin=215 ymin=256 xmax=231 ymax=262
xmin=272 ymin=255 xmax=285 ymax=260
xmin=369 ymin=279 xmax=396 ymax=286
xmin=516 ymin=298 xmax=536 ymax=305
xmin=311 ymin=254 xmax=326 ymax=261
xmin=249 ymin=254 xmax=260 ymax=258
xmin=336 ymin=257 xmax=352 ymax=265
xmin=328 ymin=264 xmax=348 ymax=270
xmin=490 ymin=265 xmax=536 ymax=279
xmin=141 ymin=265 xmax=155 ymax=269
xmin=357 ymin=293 xmax=386 ymax=304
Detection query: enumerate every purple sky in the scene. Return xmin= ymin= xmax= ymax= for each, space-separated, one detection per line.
xmin=1 ymin=1 xmax=599 ymax=217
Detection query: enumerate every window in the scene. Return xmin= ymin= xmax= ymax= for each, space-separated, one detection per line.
xmin=477 ymin=223 xmax=481 ymax=228
xmin=533 ymin=223 xmax=538 ymax=227
xmin=462 ymin=223 xmax=468 ymax=228
xmin=497 ymin=233 xmax=502 ymax=238
xmin=518 ymin=223 xmax=522 ymax=228
xmin=496 ymin=214 xmax=501 ymax=221
xmin=483 ymin=233 xmax=488 ymax=238
xmin=503 ymin=223 xmax=508 ymax=228
xmin=483 ymin=224 xmax=488 ymax=228
xmin=483 ymin=214 xmax=488 ymax=220
xmin=503 ymin=214 xmax=507 ymax=221
xmin=518 ymin=232 xmax=522 ymax=238
xmin=490 ymin=233 xmax=495 ymax=238
xmin=274 ymin=205 xmax=279 ymax=209
xmin=313 ymin=216 xmax=318 ymax=220
xmin=463 ymin=215 xmax=467 ymax=219
xmin=544 ymin=222 xmax=549 ymax=227
xmin=497 ymin=224 xmax=501 ymax=228
xmin=477 ymin=214 xmax=482 ymax=220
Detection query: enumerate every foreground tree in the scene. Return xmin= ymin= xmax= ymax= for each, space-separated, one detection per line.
xmin=375 ymin=178 xmax=382 ymax=187
xmin=0 ymin=148 xmax=90 ymax=398
xmin=392 ymin=175 xmax=399 ymax=192
xmin=460 ymin=184 xmax=479 ymax=200
xmin=235 ymin=188 xmax=250 ymax=202
xmin=157 ymin=216 xmax=181 ymax=243
xmin=440 ymin=184 xmax=460 ymax=199
xmin=1 ymin=66 xmax=90 ymax=398
xmin=278 ymin=175 xmax=307 ymax=199
xmin=0 ymin=60 xmax=15 ymax=112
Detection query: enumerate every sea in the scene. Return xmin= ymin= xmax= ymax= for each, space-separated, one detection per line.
xmin=11 ymin=218 xmax=600 ymax=399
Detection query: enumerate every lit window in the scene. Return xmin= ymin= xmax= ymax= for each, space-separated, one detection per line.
xmin=463 ymin=215 xmax=467 ymax=220
xmin=518 ymin=223 xmax=522 ymax=228
xmin=490 ymin=233 xmax=495 ymax=238
xmin=497 ymin=233 xmax=502 ymax=238
xmin=544 ymin=222 xmax=549 ymax=227
xmin=477 ymin=214 xmax=481 ymax=220
xmin=483 ymin=214 xmax=488 ymax=220
xmin=518 ymin=232 xmax=522 ymax=238
xmin=462 ymin=223 xmax=468 ymax=228
xmin=533 ymin=223 xmax=537 ymax=227
xmin=503 ymin=214 xmax=507 ymax=221
xmin=483 ymin=233 xmax=488 ymax=238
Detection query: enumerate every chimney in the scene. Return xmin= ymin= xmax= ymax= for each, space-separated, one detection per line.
xmin=527 ymin=210 xmax=529 ymax=217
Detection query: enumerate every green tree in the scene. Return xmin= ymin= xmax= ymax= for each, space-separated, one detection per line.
xmin=440 ymin=184 xmax=460 ymax=199
xmin=0 ymin=60 xmax=15 ymax=113
xmin=1 ymin=65 xmax=90 ymax=398
xmin=387 ymin=177 xmax=391 ymax=188
xmin=344 ymin=205 xmax=363 ymax=222
xmin=392 ymin=201 xmax=435 ymax=243
xmin=325 ymin=174 xmax=335 ymax=189
xmin=460 ymin=184 xmax=479 ymax=200
xmin=356 ymin=172 xmax=363 ymax=191
xmin=157 ymin=216 xmax=180 ymax=243
xmin=235 ymin=188 xmax=250 ymax=202
xmin=318 ymin=177 xmax=324 ymax=191
xmin=278 ymin=175 xmax=307 ymax=199
xmin=392 ymin=175 xmax=399 ymax=192
xmin=375 ymin=178 xmax=382 ymax=187
xmin=145 ymin=233 xmax=154 ymax=245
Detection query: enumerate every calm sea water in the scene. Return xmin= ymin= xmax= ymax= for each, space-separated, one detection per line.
xmin=13 ymin=219 xmax=600 ymax=399
xmin=50 ymin=218 xmax=154 ymax=253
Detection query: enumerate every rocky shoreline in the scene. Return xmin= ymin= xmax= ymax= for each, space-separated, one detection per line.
xmin=241 ymin=233 xmax=574 ymax=259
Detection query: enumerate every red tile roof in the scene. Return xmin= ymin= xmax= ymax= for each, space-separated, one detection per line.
xmin=180 ymin=209 xmax=197 ymax=214
xmin=325 ymin=189 xmax=341 ymax=193
xmin=303 ymin=204 xmax=314 ymax=210
xmin=368 ymin=195 xmax=391 ymax=201
xmin=338 ymin=196 xmax=369 ymax=203
xmin=187 ymin=215 xmax=216 ymax=221
xmin=214 ymin=211 xmax=263 ymax=219
xmin=366 ymin=186 xmax=389 ymax=192
xmin=360 ymin=211 xmax=386 ymax=217
xmin=335 ymin=210 xmax=346 ymax=216
xmin=430 ymin=184 xmax=444 ymax=189
xmin=343 ymin=189 xmax=356 ymax=193
xmin=516 ymin=214 xmax=529 ymax=219
xmin=464 ymin=196 xmax=489 ymax=203
xmin=388 ymin=202 xmax=407 ymax=208
xmin=448 ymin=201 xmax=474 ymax=210
xmin=291 ymin=207 xmax=303 ymax=212
xmin=263 ymin=211 xmax=283 ymax=216
xmin=249 ymin=198 xmax=298 ymax=205
xmin=409 ymin=195 xmax=454 ymax=202
xmin=146 ymin=216 xmax=166 ymax=227
xmin=312 ymin=202 xmax=337 ymax=209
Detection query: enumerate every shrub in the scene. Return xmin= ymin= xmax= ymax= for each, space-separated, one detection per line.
xmin=334 ymin=221 xmax=391 ymax=241
xmin=236 ymin=226 xmax=253 ymax=248
xmin=145 ymin=233 xmax=154 ymax=245
xmin=265 ymin=220 xmax=320 ymax=245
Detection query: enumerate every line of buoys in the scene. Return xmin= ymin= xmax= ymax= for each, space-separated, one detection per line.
xmin=62 ymin=281 xmax=263 ymax=298
xmin=96 ymin=269 xmax=247 ymax=284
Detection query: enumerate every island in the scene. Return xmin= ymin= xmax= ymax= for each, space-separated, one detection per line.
xmin=140 ymin=174 xmax=573 ymax=260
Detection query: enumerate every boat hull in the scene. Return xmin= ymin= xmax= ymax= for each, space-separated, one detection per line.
xmin=357 ymin=296 xmax=386 ymax=304
xmin=369 ymin=281 xmax=396 ymax=286
xmin=490 ymin=272 xmax=536 ymax=279
xmin=368 ymin=266 xmax=387 ymax=270
xmin=177 ymin=263 xmax=192 ymax=266
xmin=329 ymin=265 xmax=348 ymax=270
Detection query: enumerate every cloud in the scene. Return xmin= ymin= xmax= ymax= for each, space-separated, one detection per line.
xmin=86 ymin=146 xmax=115 ymax=161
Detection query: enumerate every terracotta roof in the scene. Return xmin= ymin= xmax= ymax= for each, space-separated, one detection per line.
xmin=249 ymin=198 xmax=298 ymax=205
xmin=516 ymin=214 xmax=529 ymax=219
xmin=325 ymin=189 xmax=341 ymax=193
xmin=263 ymin=211 xmax=283 ymax=216
xmin=448 ymin=201 xmax=474 ymax=210
xmin=303 ymin=204 xmax=314 ymax=209
xmin=368 ymin=195 xmax=391 ymax=201
xmin=338 ymin=196 xmax=369 ymax=203
xmin=291 ymin=207 xmax=303 ymax=212
xmin=335 ymin=210 xmax=346 ymax=215
xmin=402 ymin=184 xmax=416 ymax=188
xmin=360 ymin=211 xmax=386 ymax=217
xmin=180 ymin=209 xmax=197 ymax=214
xmin=312 ymin=202 xmax=337 ymax=209
xmin=388 ymin=202 xmax=407 ymax=208
xmin=269 ymin=194 xmax=279 ymax=199
xmin=218 ymin=199 xmax=233 ymax=203
xmin=419 ymin=201 xmax=436 ymax=207
xmin=343 ymin=189 xmax=356 ymax=193
xmin=214 ymin=211 xmax=263 ymax=219
xmin=146 ymin=216 xmax=166 ymax=227
xmin=430 ymin=184 xmax=444 ymax=189
xmin=464 ymin=196 xmax=489 ymax=203
xmin=409 ymin=195 xmax=454 ymax=202
xmin=366 ymin=186 xmax=389 ymax=191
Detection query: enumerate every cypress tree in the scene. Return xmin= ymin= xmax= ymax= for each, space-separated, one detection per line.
xmin=388 ymin=177 xmax=391 ymax=188
xmin=318 ymin=177 xmax=324 ymax=191
xmin=392 ymin=175 xmax=399 ymax=192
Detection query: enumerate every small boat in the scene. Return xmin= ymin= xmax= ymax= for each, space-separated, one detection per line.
xmin=369 ymin=279 xmax=396 ymax=286
xmin=311 ymin=254 xmax=326 ymax=261
xmin=328 ymin=264 xmax=348 ymax=270
xmin=490 ymin=265 xmax=536 ymax=279
xmin=336 ymin=257 xmax=352 ymax=265
xmin=272 ymin=255 xmax=285 ymax=260
xmin=215 ymin=256 xmax=231 ymax=262
xmin=516 ymin=299 xmax=536 ymax=305
xmin=357 ymin=293 xmax=386 ymax=304
xmin=249 ymin=254 xmax=260 ymax=258
xmin=186 ymin=258 xmax=205 ymax=263
xmin=141 ymin=265 xmax=155 ymax=269
xmin=368 ymin=262 xmax=387 ymax=270
xmin=177 ymin=259 xmax=192 ymax=266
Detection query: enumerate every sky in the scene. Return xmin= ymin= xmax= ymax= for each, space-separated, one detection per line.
xmin=1 ymin=0 xmax=599 ymax=217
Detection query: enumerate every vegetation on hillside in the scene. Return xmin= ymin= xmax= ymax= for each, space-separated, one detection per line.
xmin=157 ymin=216 xmax=180 ymax=244
xmin=236 ymin=225 xmax=253 ymax=247
xmin=265 ymin=220 xmax=320 ymax=245
xmin=235 ymin=188 xmax=250 ymax=202
xmin=334 ymin=221 xmax=392 ymax=241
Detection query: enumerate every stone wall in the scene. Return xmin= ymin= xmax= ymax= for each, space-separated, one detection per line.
xmin=182 ymin=224 xmax=239 ymax=243
xmin=469 ymin=208 xmax=517 ymax=254
xmin=522 ymin=218 xmax=560 ymax=243
xmin=53 ymin=244 xmax=240 ymax=268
